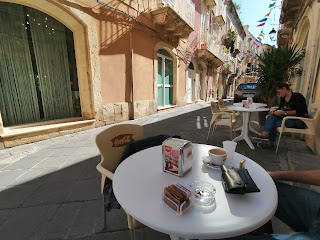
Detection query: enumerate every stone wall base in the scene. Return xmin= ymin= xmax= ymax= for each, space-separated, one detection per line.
xmin=134 ymin=100 xmax=157 ymax=118
xmin=96 ymin=100 xmax=158 ymax=126
xmin=176 ymin=97 xmax=187 ymax=107
xmin=1 ymin=121 xmax=95 ymax=148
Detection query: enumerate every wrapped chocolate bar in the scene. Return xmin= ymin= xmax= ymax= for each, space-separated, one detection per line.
xmin=162 ymin=138 xmax=193 ymax=177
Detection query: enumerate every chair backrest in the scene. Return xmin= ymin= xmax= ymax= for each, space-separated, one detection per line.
xmin=211 ymin=101 xmax=218 ymax=113
xmin=310 ymin=108 xmax=320 ymax=120
xmin=95 ymin=124 xmax=144 ymax=173
xmin=311 ymin=108 xmax=320 ymax=133
xmin=218 ymin=99 xmax=225 ymax=110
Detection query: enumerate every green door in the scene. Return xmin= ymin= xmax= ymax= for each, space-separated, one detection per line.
xmin=157 ymin=49 xmax=173 ymax=107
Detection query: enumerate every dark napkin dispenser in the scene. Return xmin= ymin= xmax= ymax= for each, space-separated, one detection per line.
xmin=221 ymin=165 xmax=260 ymax=194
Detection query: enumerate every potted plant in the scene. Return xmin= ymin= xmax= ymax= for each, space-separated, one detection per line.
xmin=257 ymin=44 xmax=306 ymax=105
xmin=221 ymin=29 xmax=236 ymax=51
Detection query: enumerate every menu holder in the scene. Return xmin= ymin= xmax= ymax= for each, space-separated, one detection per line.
xmin=162 ymin=183 xmax=192 ymax=215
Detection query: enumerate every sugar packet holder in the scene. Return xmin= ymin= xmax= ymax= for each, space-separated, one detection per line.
xmin=162 ymin=183 xmax=192 ymax=215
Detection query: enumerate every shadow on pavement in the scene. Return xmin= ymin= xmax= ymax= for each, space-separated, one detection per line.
xmin=0 ymin=104 xmax=312 ymax=240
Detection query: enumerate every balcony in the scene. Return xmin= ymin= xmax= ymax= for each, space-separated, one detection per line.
xmin=279 ymin=0 xmax=304 ymax=27
xmin=222 ymin=62 xmax=237 ymax=75
xmin=215 ymin=15 xmax=225 ymax=27
xmin=277 ymin=25 xmax=292 ymax=46
xmin=277 ymin=0 xmax=305 ymax=46
xmin=150 ymin=0 xmax=195 ymax=44
xmin=202 ymin=0 xmax=216 ymax=8
xmin=197 ymin=34 xmax=226 ymax=67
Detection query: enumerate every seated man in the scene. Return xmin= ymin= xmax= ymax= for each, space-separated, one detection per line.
xmin=269 ymin=170 xmax=320 ymax=239
xmin=227 ymin=170 xmax=320 ymax=240
xmin=257 ymin=83 xmax=308 ymax=149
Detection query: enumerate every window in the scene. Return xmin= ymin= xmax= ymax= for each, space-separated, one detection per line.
xmin=0 ymin=2 xmax=81 ymax=127
xmin=200 ymin=11 xmax=207 ymax=37
xmin=157 ymin=49 xmax=174 ymax=107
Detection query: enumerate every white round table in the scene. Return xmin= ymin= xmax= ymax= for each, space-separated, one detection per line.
xmin=113 ymin=144 xmax=278 ymax=240
xmin=228 ymin=104 xmax=269 ymax=149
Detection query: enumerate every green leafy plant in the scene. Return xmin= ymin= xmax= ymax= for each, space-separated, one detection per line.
xmin=221 ymin=29 xmax=236 ymax=50
xmin=257 ymin=44 xmax=306 ymax=104
xmin=232 ymin=1 xmax=241 ymax=11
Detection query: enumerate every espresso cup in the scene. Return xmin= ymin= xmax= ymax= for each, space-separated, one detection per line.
xmin=208 ymin=148 xmax=227 ymax=166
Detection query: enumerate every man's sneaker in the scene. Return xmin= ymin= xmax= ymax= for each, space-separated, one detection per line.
xmin=257 ymin=141 xmax=273 ymax=149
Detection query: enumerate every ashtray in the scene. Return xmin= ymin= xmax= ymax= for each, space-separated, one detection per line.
xmin=190 ymin=181 xmax=216 ymax=206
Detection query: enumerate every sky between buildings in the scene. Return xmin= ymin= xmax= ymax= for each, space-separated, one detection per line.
xmin=233 ymin=0 xmax=281 ymax=46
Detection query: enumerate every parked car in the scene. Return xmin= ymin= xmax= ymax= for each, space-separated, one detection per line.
xmin=233 ymin=82 xmax=262 ymax=103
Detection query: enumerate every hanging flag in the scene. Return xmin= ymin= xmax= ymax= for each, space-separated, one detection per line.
xmin=257 ymin=22 xmax=265 ymax=27
xmin=258 ymin=18 xmax=268 ymax=22
xmin=269 ymin=2 xmax=276 ymax=8
xmin=253 ymin=41 xmax=259 ymax=47
xmin=265 ymin=12 xmax=271 ymax=17
xmin=256 ymin=39 xmax=261 ymax=44
xmin=258 ymin=36 xmax=262 ymax=41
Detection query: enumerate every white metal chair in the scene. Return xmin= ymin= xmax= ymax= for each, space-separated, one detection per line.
xmin=207 ymin=101 xmax=237 ymax=140
xmin=96 ymin=124 xmax=144 ymax=240
xmin=276 ymin=109 xmax=320 ymax=153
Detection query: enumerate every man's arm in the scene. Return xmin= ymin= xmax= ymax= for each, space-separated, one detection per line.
xmin=268 ymin=170 xmax=320 ymax=186
xmin=294 ymin=93 xmax=308 ymax=117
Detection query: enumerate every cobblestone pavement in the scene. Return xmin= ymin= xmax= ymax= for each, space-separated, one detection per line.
xmin=0 ymin=101 xmax=315 ymax=240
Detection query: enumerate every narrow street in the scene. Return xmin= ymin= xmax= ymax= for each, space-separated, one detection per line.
xmin=0 ymin=102 xmax=316 ymax=240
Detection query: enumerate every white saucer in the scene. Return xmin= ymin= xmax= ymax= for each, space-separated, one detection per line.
xmin=202 ymin=156 xmax=222 ymax=170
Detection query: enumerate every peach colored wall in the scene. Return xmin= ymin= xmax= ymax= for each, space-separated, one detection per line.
xmin=93 ymin=0 xmax=157 ymax=104
xmin=99 ymin=32 xmax=131 ymax=103
xmin=132 ymin=30 xmax=158 ymax=101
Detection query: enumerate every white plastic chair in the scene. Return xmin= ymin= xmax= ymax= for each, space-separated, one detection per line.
xmin=207 ymin=101 xmax=237 ymax=140
xmin=96 ymin=124 xmax=144 ymax=240
xmin=276 ymin=109 xmax=320 ymax=153
xmin=218 ymin=98 xmax=240 ymax=118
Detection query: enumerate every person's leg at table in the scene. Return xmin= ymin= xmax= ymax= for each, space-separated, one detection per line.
xmin=274 ymin=182 xmax=320 ymax=233
xmin=258 ymin=115 xmax=283 ymax=149
xmin=222 ymin=182 xmax=320 ymax=240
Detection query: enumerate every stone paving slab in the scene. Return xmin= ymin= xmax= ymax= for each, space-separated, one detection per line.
xmin=0 ymin=204 xmax=59 ymax=240
xmin=0 ymin=101 xmax=316 ymax=240
xmin=3 ymin=157 xmax=45 ymax=170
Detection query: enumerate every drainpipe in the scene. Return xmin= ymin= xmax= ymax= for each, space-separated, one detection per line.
xmin=130 ymin=31 xmax=135 ymax=120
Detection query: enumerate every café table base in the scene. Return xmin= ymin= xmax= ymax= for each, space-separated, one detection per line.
xmin=234 ymin=125 xmax=262 ymax=137
xmin=232 ymin=111 xmax=255 ymax=149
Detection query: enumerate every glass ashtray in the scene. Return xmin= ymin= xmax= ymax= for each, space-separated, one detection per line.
xmin=190 ymin=181 xmax=216 ymax=206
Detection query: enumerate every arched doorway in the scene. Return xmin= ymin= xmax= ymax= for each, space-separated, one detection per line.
xmin=157 ymin=49 xmax=174 ymax=107
xmin=0 ymin=2 xmax=81 ymax=127
xmin=198 ymin=62 xmax=207 ymax=100
xmin=186 ymin=62 xmax=195 ymax=103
